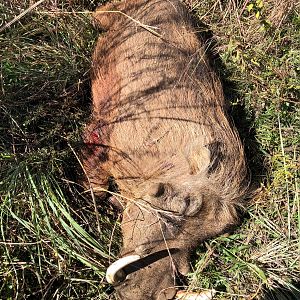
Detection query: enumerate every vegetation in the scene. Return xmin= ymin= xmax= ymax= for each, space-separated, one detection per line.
xmin=0 ymin=0 xmax=299 ymax=299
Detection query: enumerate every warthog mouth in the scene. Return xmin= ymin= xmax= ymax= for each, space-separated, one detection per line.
xmin=106 ymin=248 xmax=180 ymax=285
xmin=106 ymin=249 xmax=216 ymax=299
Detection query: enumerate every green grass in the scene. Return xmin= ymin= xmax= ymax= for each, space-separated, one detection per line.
xmin=189 ymin=0 xmax=300 ymax=298
xmin=0 ymin=0 xmax=299 ymax=299
xmin=0 ymin=1 xmax=121 ymax=299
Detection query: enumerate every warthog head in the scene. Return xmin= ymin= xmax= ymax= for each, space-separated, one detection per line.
xmin=106 ymin=177 xmax=244 ymax=300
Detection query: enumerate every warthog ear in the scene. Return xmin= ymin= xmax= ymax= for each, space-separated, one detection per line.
xmin=93 ymin=2 xmax=121 ymax=30
xmin=188 ymin=145 xmax=211 ymax=175
xmin=93 ymin=1 xmax=130 ymax=30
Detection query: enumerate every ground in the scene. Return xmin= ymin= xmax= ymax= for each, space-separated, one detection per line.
xmin=0 ymin=0 xmax=299 ymax=299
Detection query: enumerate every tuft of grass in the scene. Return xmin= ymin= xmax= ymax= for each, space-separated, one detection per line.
xmin=1 ymin=1 xmax=120 ymax=299
xmin=188 ymin=0 xmax=300 ymax=298
xmin=0 ymin=0 xmax=299 ymax=299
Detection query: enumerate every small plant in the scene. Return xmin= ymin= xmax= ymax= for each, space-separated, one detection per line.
xmin=246 ymin=0 xmax=272 ymax=30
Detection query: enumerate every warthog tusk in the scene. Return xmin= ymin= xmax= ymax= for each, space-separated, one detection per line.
xmin=106 ymin=255 xmax=141 ymax=284
xmin=175 ymin=289 xmax=216 ymax=300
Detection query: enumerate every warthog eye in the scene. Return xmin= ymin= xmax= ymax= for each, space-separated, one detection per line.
xmin=148 ymin=183 xmax=175 ymax=199
xmin=154 ymin=183 xmax=166 ymax=197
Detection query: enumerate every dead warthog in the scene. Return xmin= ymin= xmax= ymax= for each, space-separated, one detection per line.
xmin=82 ymin=0 xmax=250 ymax=299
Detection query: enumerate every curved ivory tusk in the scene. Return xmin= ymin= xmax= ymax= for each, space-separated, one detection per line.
xmin=106 ymin=255 xmax=141 ymax=284
xmin=175 ymin=289 xmax=216 ymax=300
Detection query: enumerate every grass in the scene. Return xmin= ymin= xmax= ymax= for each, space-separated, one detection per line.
xmin=0 ymin=0 xmax=299 ymax=299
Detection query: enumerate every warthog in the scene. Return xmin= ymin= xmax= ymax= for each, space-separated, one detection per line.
xmin=82 ymin=0 xmax=250 ymax=299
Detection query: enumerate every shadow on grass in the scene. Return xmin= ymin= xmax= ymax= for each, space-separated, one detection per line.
xmin=262 ymin=283 xmax=300 ymax=300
